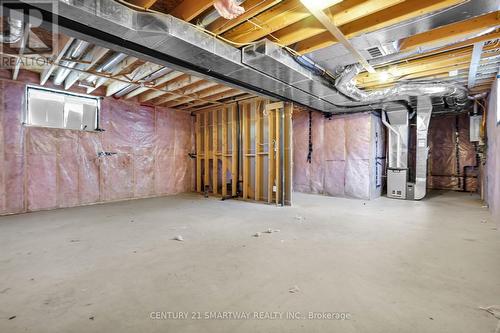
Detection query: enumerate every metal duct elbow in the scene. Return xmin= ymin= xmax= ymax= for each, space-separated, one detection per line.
xmin=335 ymin=64 xmax=468 ymax=103
xmin=0 ymin=18 xmax=23 ymax=44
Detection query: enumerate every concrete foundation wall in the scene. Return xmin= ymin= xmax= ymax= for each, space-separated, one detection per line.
xmin=293 ymin=109 xmax=384 ymax=200
xmin=486 ymin=79 xmax=500 ymax=222
xmin=0 ymin=70 xmax=194 ymax=215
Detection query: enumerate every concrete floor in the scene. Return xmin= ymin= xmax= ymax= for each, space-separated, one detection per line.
xmin=0 ymin=191 xmax=499 ymax=333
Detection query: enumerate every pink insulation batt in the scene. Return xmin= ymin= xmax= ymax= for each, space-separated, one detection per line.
xmin=0 ymin=76 xmax=194 ymax=215
xmin=293 ymin=109 xmax=385 ymax=200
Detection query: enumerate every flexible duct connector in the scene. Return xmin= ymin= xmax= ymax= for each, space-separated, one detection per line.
xmin=0 ymin=18 xmax=23 ymax=44
xmin=335 ymin=64 xmax=468 ymax=103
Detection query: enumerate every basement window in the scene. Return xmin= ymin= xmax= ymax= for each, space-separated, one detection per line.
xmin=25 ymin=86 xmax=100 ymax=131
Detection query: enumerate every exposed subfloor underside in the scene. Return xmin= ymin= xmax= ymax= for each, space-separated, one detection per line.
xmin=0 ymin=191 xmax=499 ymax=332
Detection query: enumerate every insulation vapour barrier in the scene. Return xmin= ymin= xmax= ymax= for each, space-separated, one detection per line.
xmin=427 ymin=114 xmax=478 ymax=191
xmin=0 ymin=74 xmax=194 ymax=215
xmin=293 ymin=109 xmax=384 ymax=200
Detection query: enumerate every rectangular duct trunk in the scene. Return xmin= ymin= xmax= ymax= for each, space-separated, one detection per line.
xmin=22 ymin=0 xmax=348 ymax=113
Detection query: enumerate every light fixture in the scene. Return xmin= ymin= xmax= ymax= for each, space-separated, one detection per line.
xmin=379 ymin=71 xmax=391 ymax=82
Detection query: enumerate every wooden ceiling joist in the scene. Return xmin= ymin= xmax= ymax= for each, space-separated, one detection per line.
xmin=399 ymin=11 xmax=500 ymax=51
xmin=221 ymin=0 xmax=309 ymax=44
xmin=177 ymin=88 xmax=245 ymax=109
xmin=105 ymin=62 xmax=164 ymax=96
xmin=271 ymin=0 xmax=403 ymax=46
xmin=158 ymin=85 xmax=233 ymax=108
xmin=362 ymin=62 xmax=498 ymax=89
xmin=208 ymin=0 xmax=281 ymax=35
xmin=15 ymin=0 xmax=500 ymax=111
xmin=124 ymin=0 xmax=158 ymax=9
xmin=87 ymin=55 xmax=142 ymax=93
xmin=138 ymin=74 xmax=202 ymax=102
xmin=169 ymin=0 xmax=215 ymax=22
xmin=127 ymin=70 xmax=183 ymax=100
xmin=64 ymin=46 xmax=109 ymax=90
xmin=40 ymin=35 xmax=74 ymax=85
xmin=152 ymin=80 xmax=218 ymax=105
xmin=427 ymin=31 xmax=500 ymax=55
xmin=293 ymin=0 xmax=466 ymax=54
xmin=358 ymin=47 xmax=500 ymax=89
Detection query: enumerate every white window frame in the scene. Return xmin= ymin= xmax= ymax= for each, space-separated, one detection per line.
xmin=25 ymin=85 xmax=101 ymax=131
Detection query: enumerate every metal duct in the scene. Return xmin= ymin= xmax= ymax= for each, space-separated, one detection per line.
xmin=87 ymin=52 xmax=128 ymax=93
xmin=335 ymin=65 xmax=468 ymax=103
xmin=98 ymin=52 xmax=127 ymax=72
xmin=114 ymin=66 xmax=171 ymax=97
xmin=241 ymin=39 xmax=369 ymax=111
xmin=53 ymin=40 xmax=91 ymax=85
xmin=382 ymin=106 xmax=409 ymax=169
xmin=414 ymin=96 xmax=433 ymax=200
xmin=0 ymin=17 xmax=23 ymax=43
xmin=244 ymin=40 xmax=340 ymax=99
xmin=85 ymin=52 xmax=127 ymax=84
xmin=198 ymin=0 xmax=244 ymax=27
xmin=22 ymin=0 xmax=468 ymax=114
xmin=22 ymin=0 xmax=349 ymax=112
